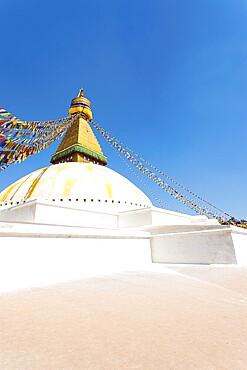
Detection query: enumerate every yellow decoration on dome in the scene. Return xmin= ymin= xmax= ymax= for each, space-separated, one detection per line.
xmin=105 ymin=183 xmax=113 ymax=198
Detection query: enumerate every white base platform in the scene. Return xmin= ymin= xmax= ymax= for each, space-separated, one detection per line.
xmin=0 ymin=200 xmax=247 ymax=292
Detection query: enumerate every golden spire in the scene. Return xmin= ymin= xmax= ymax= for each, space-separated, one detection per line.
xmin=50 ymin=89 xmax=107 ymax=166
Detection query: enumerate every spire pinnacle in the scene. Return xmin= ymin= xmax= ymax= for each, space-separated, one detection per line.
xmin=77 ymin=88 xmax=85 ymax=98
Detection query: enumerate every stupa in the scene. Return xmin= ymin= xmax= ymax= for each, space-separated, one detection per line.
xmin=0 ymin=90 xmax=246 ymax=292
xmin=0 ymin=89 xmax=151 ymax=213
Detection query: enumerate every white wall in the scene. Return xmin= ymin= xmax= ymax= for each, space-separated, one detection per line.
xmin=118 ymin=207 xmax=211 ymax=228
xmin=151 ymin=229 xmax=238 ymax=264
xmin=231 ymin=231 xmax=247 ymax=264
xmin=0 ymin=200 xmax=119 ymax=229
xmin=0 ymin=202 xmax=36 ymax=222
xmin=119 ymin=209 xmax=152 ymax=228
xmin=35 ymin=202 xmax=118 ymax=228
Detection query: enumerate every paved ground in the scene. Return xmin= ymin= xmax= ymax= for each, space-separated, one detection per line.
xmin=0 ymin=265 xmax=247 ymax=369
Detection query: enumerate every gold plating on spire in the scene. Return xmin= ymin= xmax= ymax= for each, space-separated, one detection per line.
xmin=50 ymin=89 xmax=107 ymax=166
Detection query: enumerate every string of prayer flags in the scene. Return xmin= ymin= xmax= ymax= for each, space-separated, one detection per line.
xmin=91 ymin=119 xmax=237 ymax=224
xmin=0 ymin=107 xmax=73 ymax=171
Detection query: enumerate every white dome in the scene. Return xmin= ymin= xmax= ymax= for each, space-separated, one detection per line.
xmin=0 ymin=162 xmax=152 ymax=212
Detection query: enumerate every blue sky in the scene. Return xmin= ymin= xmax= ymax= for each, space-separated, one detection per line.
xmin=0 ymin=0 xmax=246 ymax=219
